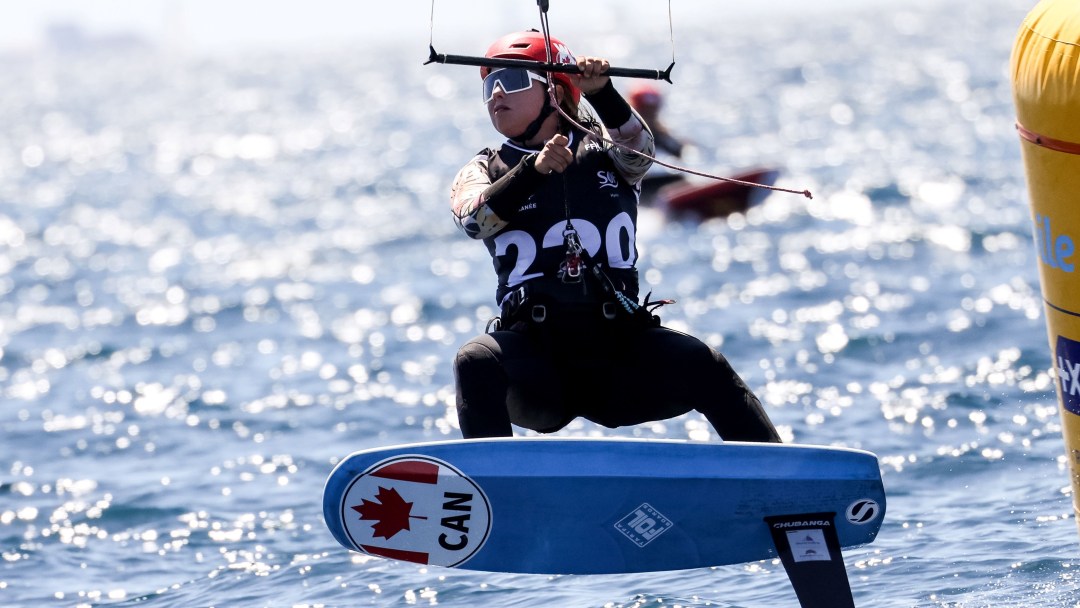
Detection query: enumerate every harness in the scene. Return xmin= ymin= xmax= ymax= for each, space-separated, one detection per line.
xmin=484 ymin=130 xmax=673 ymax=335
xmin=493 ymin=243 xmax=671 ymax=334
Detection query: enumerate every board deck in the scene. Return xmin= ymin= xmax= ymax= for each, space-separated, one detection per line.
xmin=323 ymin=438 xmax=885 ymax=575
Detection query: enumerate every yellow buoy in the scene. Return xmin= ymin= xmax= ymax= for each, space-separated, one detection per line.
xmin=1011 ymin=0 xmax=1080 ymax=529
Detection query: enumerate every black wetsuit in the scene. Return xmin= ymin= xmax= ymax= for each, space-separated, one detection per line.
xmin=450 ymin=83 xmax=780 ymax=442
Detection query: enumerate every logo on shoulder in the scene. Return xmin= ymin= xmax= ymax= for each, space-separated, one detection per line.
xmin=341 ymin=455 xmax=492 ymax=568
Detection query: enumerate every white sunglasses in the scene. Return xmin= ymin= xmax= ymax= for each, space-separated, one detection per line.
xmin=483 ymin=68 xmax=548 ymax=103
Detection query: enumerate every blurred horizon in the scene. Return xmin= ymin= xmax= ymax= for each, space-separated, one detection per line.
xmin=2 ymin=0 xmax=944 ymax=56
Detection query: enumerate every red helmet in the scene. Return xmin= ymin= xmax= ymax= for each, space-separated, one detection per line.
xmin=482 ymin=30 xmax=580 ymax=104
xmin=628 ymin=83 xmax=662 ymax=109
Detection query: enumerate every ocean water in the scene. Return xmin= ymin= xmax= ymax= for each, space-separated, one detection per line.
xmin=2 ymin=1 xmax=1077 ymax=606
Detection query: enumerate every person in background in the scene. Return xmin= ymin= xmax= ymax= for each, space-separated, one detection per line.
xmin=628 ymin=82 xmax=685 ymax=159
xmin=626 ymin=82 xmax=690 ymax=200
xmin=449 ymin=30 xmax=781 ymax=443
xmin=627 ymin=82 xmax=778 ymax=216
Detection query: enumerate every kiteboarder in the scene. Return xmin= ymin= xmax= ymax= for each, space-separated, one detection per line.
xmin=628 ymin=82 xmax=685 ymax=159
xmin=626 ymin=82 xmax=690 ymax=201
xmin=449 ymin=30 xmax=781 ymax=443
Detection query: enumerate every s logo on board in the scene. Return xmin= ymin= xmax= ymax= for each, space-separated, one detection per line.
xmin=845 ymin=499 xmax=880 ymax=525
xmin=340 ymin=455 xmax=492 ymax=567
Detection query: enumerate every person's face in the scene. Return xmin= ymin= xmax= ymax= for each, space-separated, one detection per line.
xmin=486 ymin=79 xmax=547 ymax=138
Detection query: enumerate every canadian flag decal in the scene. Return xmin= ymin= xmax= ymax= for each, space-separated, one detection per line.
xmin=353 ymin=486 xmax=426 ymax=540
xmin=371 ymin=460 xmax=440 ymax=484
xmin=341 ymin=455 xmax=492 ymax=568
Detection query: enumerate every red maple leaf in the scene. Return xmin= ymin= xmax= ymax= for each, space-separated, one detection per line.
xmin=351 ymin=486 xmax=427 ymax=540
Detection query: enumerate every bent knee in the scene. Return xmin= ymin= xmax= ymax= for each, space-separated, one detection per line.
xmin=454 ymin=336 xmax=500 ymax=370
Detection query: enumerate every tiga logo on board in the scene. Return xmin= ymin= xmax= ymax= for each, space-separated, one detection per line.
xmin=341 ymin=455 xmax=491 ymax=567
xmin=1056 ymin=335 xmax=1080 ymax=416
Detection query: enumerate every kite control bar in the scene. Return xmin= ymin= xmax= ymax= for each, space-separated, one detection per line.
xmin=425 ymin=46 xmax=674 ymax=83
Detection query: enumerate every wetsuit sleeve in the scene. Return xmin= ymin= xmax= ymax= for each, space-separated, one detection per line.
xmin=480 ymin=153 xmax=546 ymax=220
xmin=451 ymin=152 xmax=504 ymax=239
xmin=451 ymin=151 xmax=547 ymax=239
xmin=583 ymin=81 xmax=655 ymax=185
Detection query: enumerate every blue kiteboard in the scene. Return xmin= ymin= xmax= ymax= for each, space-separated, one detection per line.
xmin=323 ymin=437 xmax=885 ymax=606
